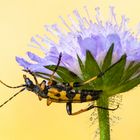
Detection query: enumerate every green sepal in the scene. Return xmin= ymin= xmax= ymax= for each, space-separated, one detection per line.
xmin=45 ymin=65 xmax=81 ymax=82
xmin=84 ymin=50 xmax=102 ymax=89
xmin=121 ymin=62 xmax=140 ymax=83
xmin=35 ymin=72 xmax=63 ymax=82
xmin=103 ymin=54 xmax=126 ymax=92
xmin=85 ymin=50 xmax=101 ymax=77
xmin=102 ymin=43 xmax=114 ymax=71
xmin=111 ymin=74 xmax=140 ymax=95
xmin=126 ymin=61 xmax=136 ymax=70
xmin=77 ymin=54 xmax=85 ymax=74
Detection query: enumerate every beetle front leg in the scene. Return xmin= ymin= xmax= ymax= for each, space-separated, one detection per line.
xmin=47 ymin=98 xmax=52 ymax=106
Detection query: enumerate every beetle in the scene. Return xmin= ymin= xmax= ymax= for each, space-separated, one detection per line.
xmin=0 ymin=53 xmax=118 ymax=115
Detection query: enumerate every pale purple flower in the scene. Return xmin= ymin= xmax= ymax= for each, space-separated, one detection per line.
xmin=16 ymin=6 xmax=140 ymax=76
xmin=15 ymin=7 xmax=140 ymax=139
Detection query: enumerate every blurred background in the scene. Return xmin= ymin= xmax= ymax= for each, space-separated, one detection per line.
xmin=0 ymin=0 xmax=140 ymax=140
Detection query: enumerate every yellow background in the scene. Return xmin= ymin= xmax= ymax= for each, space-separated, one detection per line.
xmin=0 ymin=0 xmax=140 ymax=140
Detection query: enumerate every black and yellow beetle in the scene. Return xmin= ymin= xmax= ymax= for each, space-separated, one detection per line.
xmin=0 ymin=53 xmax=118 ymax=115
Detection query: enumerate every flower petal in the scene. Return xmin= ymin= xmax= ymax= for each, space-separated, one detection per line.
xmin=16 ymin=57 xmax=32 ymax=69
xmin=27 ymin=52 xmax=45 ymax=63
xmin=106 ymin=34 xmax=122 ymax=59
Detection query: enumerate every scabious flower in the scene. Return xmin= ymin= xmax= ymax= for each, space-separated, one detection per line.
xmin=16 ymin=6 xmax=140 ymax=140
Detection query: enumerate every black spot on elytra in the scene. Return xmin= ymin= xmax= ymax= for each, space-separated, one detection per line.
xmin=55 ymin=93 xmax=61 ymax=97
xmin=66 ymin=90 xmax=76 ymax=99
xmin=80 ymin=90 xmax=103 ymax=102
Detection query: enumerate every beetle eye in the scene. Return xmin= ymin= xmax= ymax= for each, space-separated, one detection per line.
xmin=25 ymin=78 xmax=33 ymax=86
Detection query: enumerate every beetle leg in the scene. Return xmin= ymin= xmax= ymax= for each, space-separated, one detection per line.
xmin=69 ymin=75 xmax=99 ymax=88
xmin=72 ymin=58 xmax=126 ymax=87
xmin=47 ymin=98 xmax=52 ymax=106
xmin=66 ymin=103 xmax=119 ymax=115
xmin=40 ymin=80 xmax=46 ymax=91
xmin=66 ymin=102 xmax=72 ymax=115
xmin=70 ymin=75 xmax=98 ymax=88
xmin=66 ymin=102 xmax=90 ymax=115
xmin=38 ymin=96 xmax=42 ymax=101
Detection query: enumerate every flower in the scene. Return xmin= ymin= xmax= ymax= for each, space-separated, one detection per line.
xmin=16 ymin=6 xmax=140 ymax=95
xmin=16 ymin=6 xmax=140 ymax=140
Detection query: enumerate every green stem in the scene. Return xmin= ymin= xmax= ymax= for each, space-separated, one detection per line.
xmin=97 ymin=96 xmax=110 ymax=140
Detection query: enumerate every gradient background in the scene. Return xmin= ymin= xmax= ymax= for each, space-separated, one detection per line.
xmin=0 ymin=0 xmax=140 ymax=140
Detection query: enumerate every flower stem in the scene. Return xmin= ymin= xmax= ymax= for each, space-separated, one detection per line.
xmin=97 ymin=95 xmax=110 ymax=140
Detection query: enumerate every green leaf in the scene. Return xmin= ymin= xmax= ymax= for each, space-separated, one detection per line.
xmin=121 ymin=62 xmax=140 ymax=82
xmin=45 ymin=65 xmax=81 ymax=82
xmin=103 ymin=54 xmax=126 ymax=90
xmin=102 ymin=43 xmax=114 ymax=71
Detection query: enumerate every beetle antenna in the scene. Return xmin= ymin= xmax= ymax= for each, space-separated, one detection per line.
xmin=0 ymin=80 xmax=26 ymax=89
xmin=48 ymin=52 xmax=62 ymax=85
xmin=80 ymin=55 xmax=126 ymax=86
xmin=0 ymin=88 xmax=25 ymax=108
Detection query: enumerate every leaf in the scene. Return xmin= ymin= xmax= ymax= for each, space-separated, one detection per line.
xmin=103 ymin=54 xmax=126 ymax=90
xmin=45 ymin=65 xmax=81 ymax=82
xmin=102 ymin=43 xmax=114 ymax=71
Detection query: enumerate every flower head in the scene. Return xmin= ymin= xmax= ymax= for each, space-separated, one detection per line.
xmin=16 ymin=6 xmax=140 ymax=95
xmin=16 ymin=6 xmax=140 ymax=140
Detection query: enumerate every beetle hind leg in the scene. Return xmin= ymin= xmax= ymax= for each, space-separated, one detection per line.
xmin=66 ymin=102 xmax=93 ymax=115
xmin=66 ymin=103 xmax=119 ymax=115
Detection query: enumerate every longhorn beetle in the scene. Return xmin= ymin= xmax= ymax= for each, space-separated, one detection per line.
xmin=0 ymin=53 xmax=119 ymax=115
